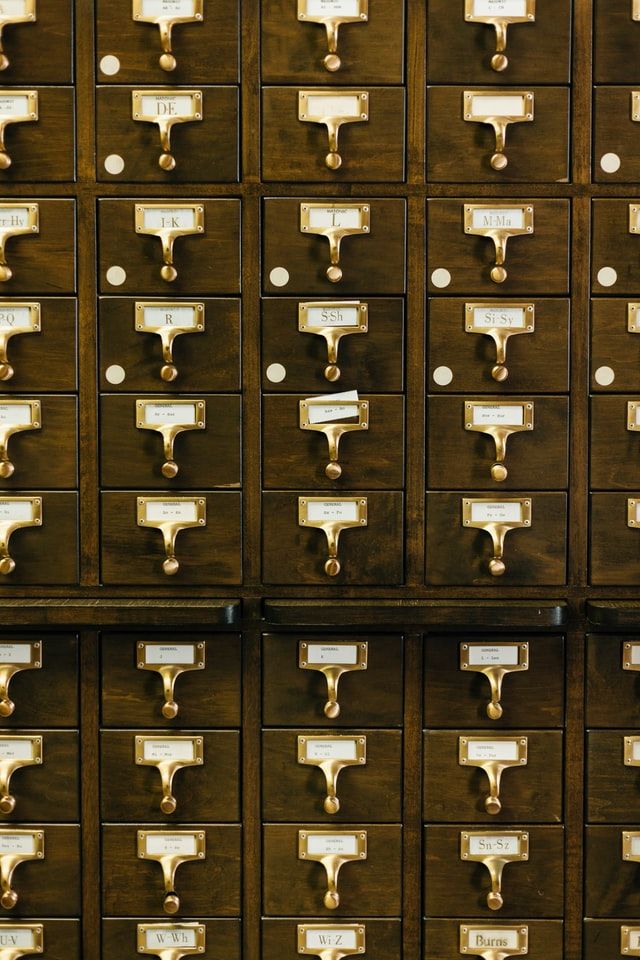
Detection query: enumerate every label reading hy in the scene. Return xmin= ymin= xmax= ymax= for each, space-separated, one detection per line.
xmin=0 ymin=403 xmax=32 ymax=426
xmin=305 ymin=929 xmax=358 ymax=949
xmin=473 ymin=307 xmax=526 ymax=329
xmin=471 ymin=404 xmax=524 ymax=426
xmin=465 ymin=928 xmax=521 ymax=950
xmin=306 ymin=834 xmax=358 ymax=856
xmin=305 ymin=304 xmax=360 ymax=328
xmin=0 ymin=500 xmax=33 ymax=523
xmin=306 ymin=95 xmax=362 ymax=117
xmin=0 ymin=738 xmax=34 ymax=761
xmin=143 ymin=402 xmax=197 ymax=426
xmin=0 ymin=833 xmax=35 ymax=855
xmin=471 ymin=0 xmax=528 ymax=14
xmin=469 ymin=834 xmax=520 ymax=856
xmin=140 ymin=95 xmax=196 ymax=117
xmin=306 ymin=500 xmax=358 ymax=523
xmin=145 ymin=834 xmax=197 ymax=857
xmin=145 ymin=644 xmax=196 ymax=665
xmin=307 ymin=643 xmax=359 ymax=665
xmin=0 ymin=208 xmax=29 ymax=231
xmin=467 ymin=739 xmax=519 ymax=761
xmin=467 ymin=645 xmax=520 ymax=666
xmin=145 ymin=501 xmax=198 ymax=524
xmin=0 ymin=96 xmax=29 ymax=117
xmin=0 ymin=929 xmax=35 ymax=948
xmin=307 ymin=207 xmax=363 ymax=230
xmin=142 ymin=208 xmax=196 ymax=231
xmin=142 ymin=305 xmax=198 ymax=329
xmin=471 ymin=95 xmax=526 ymax=117
xmin=306 ymin=738 xmax=358 ymax=761
xmin=472 ymin=208 xmax=524 ymax=231
xmin=143 ymin=739 xmax=195 ymax=763
xmin=304 ymin=0 xmax=361 ymax=15
xmin=470 ymin=501 xmax=523 ymax=524
xmin=140 ymin=0 xmax=197 ymax=16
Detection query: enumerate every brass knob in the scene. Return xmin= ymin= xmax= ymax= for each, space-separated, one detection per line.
xmin=0 ymin=699 xmax=14 ymax=718
xmin=324 ymin=795 xmax=340 ymax=814
xmin=324 ymin=364 xmax=340 ymax=382
xmin=0 ymin=793 xmax=15 ymax=813
xmin=324 ymin=558 xmax=341 ymax=576
xmin=490 ymin=152 xmax=508 ymax=171
xmin=160 ymin=53 xmax=177 ymax=72
xmin=492 ymin=364 xmax=509 ymax=383
xmin=491 ymin=463 xmax=508 ymax=482
xmin=161 ymin=264 xmax=178 ymax=283
xmin=324 ymin=889 xmax=340 ymax=909
xmin=326 ymin=265 xmax=343 ymax=283
xmin=162 ymin=699 xmax=179 ymax=720
xmin=160 ymin=795 xmax=177 ymax=815
xmin=163 ymin=556 xmax=180 ymax=576
xmin=0 ymin=154 xmax=10 ymax=171
xmin=0 ymin=557 xmax=15 ymax=575
xmin=161 ymin=363 xmax=179 ymax=382
xmin=485 ymin=795 xmax=502 ymax=815
xmin=491 ymin=53 xmax=508 ymax=72
xmin=0 ymin=266 xmax=12 ymax=283
xmin=163 ymin=892 xmax=180 ymax=914
xmin=161 ymin=460 xmax=179 ymax=479
xmin=490 ymin=266 xmax=507 ymax=284
xmin=487 ymin=701 xmax=503 ymax=720
xmin=1 ymin=888 xmax=17 ymax=909
xmin=323 ymin=53 xmax=341 ymax=72
xmin=324 ymin=699 xmax=340 ymax=719
xmin=489 ymin=558 xmax=506 ymax=577
xmin=0 ymin=460 xmax=14 ymax=479
xmin=487 ymin=890 xmax=503 ymax=910
xmin=325 ymin=462 xmax=342 ymax=480
xmin=159 ymin=153 xmax=176 ymax=171
xmin=326 ymin=151 xmax=342 ymax=170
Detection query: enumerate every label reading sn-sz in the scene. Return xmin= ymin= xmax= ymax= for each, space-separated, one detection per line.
xmin=306 ymin=501 xmax=358 ymax=523
xmin=307 ymin=643 xmax=359 ymax=665
xmin=142 ymin=208 xmax=196 ymax=231
xmin=306 ymin=739 xmax=358 ymax=761
xmin=306 ymin=834 xmax=358 ymax=856
xmin=467 ymin=645 xmax=520 ymax=666
xmin=472 ymin=208 xmax=524 ymax=230
xmin=469 ymin=834 xmax=521 ymax=856
xmin=473 ymin=307 xmax=526 ymax=330
xmin=145 ymin=644 xmax=196 ymax=665
xmin=145 ymin=501 xmax=198 ymax=523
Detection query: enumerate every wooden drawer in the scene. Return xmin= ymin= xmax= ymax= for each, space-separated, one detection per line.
xmin=584 ymin=919 xmax=640 ymax=959
xmin=262 ymin=491 xmax=404 ymax=585
xmin=587 ymin=730 xmax=640 ymax=822
xmin=102 ymin=824 xmax=241 ymax=917
xmin=595 ymin=0 xmax=640 ymax=83
xmin=261 ymin=0 xmax=404 ymax=84
xmin=96 ymin=0 xmax=238 ymax=84
xmin=591 ymin=396 xmax=640 ymax=489
xmin=102 ymin=918 xmax=241 ymax=960
xmin=428 ymin=298 xmax=569 ymax=394
xmin=263 ymin=918 xmax=401 ymax=960
xmin=98 ymin=199 xmax=241 ymax=296
xmin=0 ymin=299 xmax=77 ymax=393
xmin=99 ymin=298 xmax=240 ymax=394
xmin=0 ymin=492 xmax=78 ymax=585
xmin=262 ymin=633 xmax=403 ymax=727
xmin=101 ymin=633 xmax=241 ymax=728
xmin=0 ymin=634 xmax=77 ymax=728
xmin=424 ymin=635 xmax=565 ymax=729
xmin=0 ymin=919 xmax=80 ymax=959
xmin=99 ymin=394 xmax=241 ymax=489
xmin=591 ymin=299 xmax=640 ymax=393
xmin=0 ymin=201 xmax=75 ymax=295
xmin=427 ymin=87 xmax=569 ymax=183
xmin=424 ymin=919 xmax=563 ymax=960
xmin=262 ymin=729 xmax=402 ymax=822
xmin=263 ymin=199 xmax=406 ymax=295
xmin=0 ymin=88 xmax=74 ymax=181
xmin=427 ymin=200 xmax=569 ymax=295
xmin=261 ymin=87 xmax=405 ymax=182
xmin=0 ymin=730 xmax=78 ymax=822
xmin=261 ymin=297 xmax=404 ymax=393
xmin=423 ymin=730 xmax=563 ymax=823
xmin=262 ymin=394 xmax=404 ymax=489
xmin=0 ymin=824 xmax=80 ymax=917
xmin=592 ymin=199 xmax=640 ymax=295
xmin=96 ymin=86 xmax=239 ymax=183
xmin=263 ymin=823 xmax=401 ymax=916
xmin=594 ymin=87 xmax=640 ymax=183
xmin=101 ymin=731 xmax=239 ymax=822
xmin=0 ymin=396 xmax=77 ymax=489
xmin=587 ymin=635 xmax=640 ymax=728
xmin=425 ymin=492 xmax=567 ymax=586
xmin=427 ymin=396 xmax=569 ymax=490
xmin=0 ymin=3 xmax=73 ymax=84
xmin=585 ymin=825 xmax=640 ymax=917
xmin=427 ymin=0 xmax=571 ymax=84
xmin=590 ymin=493 xmax=640 ymax=586
xmin=424 ymin=825 xmax=564 ymax=918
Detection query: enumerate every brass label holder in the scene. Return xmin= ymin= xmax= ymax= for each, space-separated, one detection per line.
xmin=623 ymin=831 xmax=640 ymax=865
xmin=299 ymin=395 xmax=369 ymax=479
xmin=137 ymin=496 xmax=206 ymax=576
xmin=0 ymin=302 xmax=40 ymax=382
xmin=459 ymin=736 xmax=528 ymax=814
xmin=0 ymin=641 xmax=41 ymax=718
xmin=137 ymin=639 xmax=205 ymax=720
xmin=621 ymin=925 xmax=640 ymax=957
xmin=463 ymin=91 xmax=533 ymax=171
xmin=0 ymin=829 xmax=44 ymax=910
xmin=628 ymin=303 xmax=640 ymax=337
xmin=0 ymin=91 xmax=37 ymax=171
xmin=135 ymin=735 xmax=203 ymax=815
xmin=137 ymin=922 xmax=206 ymax=960
xmin=460 ymin=830 xmax=528 ymax=911
xmin=299 ymin=639 xmax=368 ymax=719
xmin=0 ymin=735 xmax=42 ymax=814
xmin=634 ymin=0 xmax=640 ymax=21
xmin=135 ymin=203 xmax=204 ymax=283
xmin=459 ymin=923 xmax=528 ymax=960
xmin=465 ymin=302 xmax=534 ymax=383
xmin=464 ymin=204 xmax=533 ymax=284
xmin=624 ymin=736 xmax=640 ymax=770
xmin=137 ymin=829 xmax=205 ymax=915
xmin=460 ymin=641 xmax=529 ymax=720
xmin=132 ymin=0 xmax=204 ymax=72
xmin=297 ymin=0 xmax=368 ymax=72
xmin=0 ymin=921 xmax=44 ymax=959
xmin=0 ymin=496 xmax=41 ymax=576
xmin=298 ymin=301 xmax=368 ymax=382
xmin=135 ymin=301 xmax=205 ymax=382
xmin=0 ymin=399 xmax=40 ymax=479
xmin=298 ymin=496 xmax=367 ymax=577
xmin=298 ymin=829 xmax=367 ymax=910
xmin=0 ymin=204 xmax=38 ymax=283
xmin=464 ymin=400 xmax=534 ymax=482
xmin=0 ymin=0 xmax=36 ymax=73
xmin=297 ymin=922 xmax=366 ymax=960
xmin=132 ymin=90 xmax=202 ymax=171
xmin=629 ymin=205 xmax=640 ymax=251
xmin=623 ymin=640 xmax=640 ymax=674
xmin=298 ymin=90 xmax=368 ymax=170
xmin=462 ymin=497 xmax=531 ymax=578
xmin=628 ymin=402 xmax=640 ymax=440
xmin=136 ymin=398 xmax=205 ymax=478
xmin=627 ymin=497 xmax=640 ymax=531
xmin=464 ymin=0 xmax=535 ymax=72
xmin=300 ymin=203 xmax=370 ymax=283
xmin=298 ymin=734 xmax=366 ymax=814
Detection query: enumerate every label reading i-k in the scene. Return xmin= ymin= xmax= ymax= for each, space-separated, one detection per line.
xmin=142 ymin=208 xmax=196 ymax=231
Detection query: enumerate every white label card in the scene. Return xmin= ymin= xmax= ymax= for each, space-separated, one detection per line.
xmin=146 ymin=928 xmax=197 ymax=948
xmin=471 ymin=405 xmax=524 ymax=426
xmin=143 ymin=402 xmax=197 ymax=426
xmin=628 ymin=929 xmax=640 ymax=950
xmin=0 ymin=929 xmax=35 ymax=948
xmin=305 ymin=304 xmax=361 ymax=328
xmin=472 ymin=307 xmax=526 ymax=329
xmin=307 ymin=207 xmax=363 ymax=230
xmin=471 ymin=0 xmax=527 ymax=13
xmin=0 ymin=833 xmax=35 ymax=855
xmin=0 ymin=403 xmax=32 ymax=425
xmin=471 ymin=95 xmax=526 ymax=117
xmin=0 ymin=500 xmax=34 ymax=523
xmin=471 ymin=208 xmax=524 ymax=230
xmin=143 ymin=739 xmax=196 ymax=762
xmin=636 ymin=502 xmax=640 ymax=525
xmin=465 ymin=929 xmax=521 ymax=950
xmin=307 ymin=643 xmax=359 ymax=665
xmin=306 ymin=500 xmax=359 ymax=523
xmin=142 ymin=305 xmax=198 ymax=329
xmin=305 ymin=738 xmax=358 ymax=761
xmin=467 ymin=739 xmax=520 ymax=761
xmin=304 ymin=0 xmax=361 ymax=14
xmin=0 ymin=208 xmax=30 ymax=230
xmin=305 ymin=929 xmax=358 ymax=949
xmin=0 ymin=96 xmax=30 ymax=117
xmin=145 ymin=834 xmax=197 ymax=857
xmin=305 ymin=95 xmax=362 ymax=117
xmin=142 ymin=208 xmax=196 ymax=231
xmin=306 ymin=834 xmax=358 ymax=855
xmin=631 ymin=836 xmax=640 ymax=857
xmin=306 ymin=390 xmax=360 ymax=424
xmin=0 ymin=738 xmax=35 ymax=761
xmin=631 ymin=741 xmax=640 ymax=761
xmin=470 ymin=502 xmax=523 ymax=524
xmin=467 ymin=645 xmax=520 ymax=666
xmin=140 ymin=0 xmax=197 ymax=15
xmin=139 ymin=95 xmax=196 ymax=117
xmin=145 ymin=643 xmax=196 ymax=665
xmin=630 ymin=644 xmax=640 ymax=666
xmin=145 ymin=501 xmax=198 ymax=523
xmin=468 ymin=834 xmax=521 ymax=856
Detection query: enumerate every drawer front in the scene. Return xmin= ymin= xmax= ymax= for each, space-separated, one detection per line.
xmin=586 ymin=635 xmax=640 ymax=728
xmin=584 ymin=920 xmax=638 ymax=959
xmin=261 ymin=297 xmax=404 ymax=393
xmin=99 ymin=297 xmax=240 ymax=393
xmin=263 ymin=919 xmax=401 ymax=960
xmin=0 ymin=491 xmax=78 ymax=585
xmin=0 ymin=201 xmax=75 ymax=294
xmin=0 ymin=88 xmax=74 ymax=181
xmin=594 ymin=87 xmax=640 ymax=182
xmin=590 ymin=299 xmax=640 ymax=392
xmin=0 ymin=824 xmax=80 ymax=916
xmin=424 ymin=919 xmax=563 ymax=960
xmin=427 ymin=395 xmax=569 ymax=490
xmin=590 ymin=493 xmax=640 ymax=585
xmin=0 ymin=634 xmax=78 ymax=728
xmin=262 ymin=729 xmax=402 ymax=822
xmin=0 ymin=299 xmax=77 ymax=392
xmin=425 ymin=492 xmax=567 ymax=586
xmin=592 ymin=199 xmax=640 ymax=295
xmin=262 ymin=394 xmax=404 ymax=489
xmin=99 ymin=394 xmax=241 ymax=488
xmin=102 ymin=918 xmax=241 ymax=960
xmin=263 ymin=199 xmax=406 ymax=295
xmin=427 ymin=87 xmax=569 ymax=182
xmin=98 ymin=199 xmax=241 ymax=296
xmin=262 ymin=633 xmax=403 ymax=727
xmin=101 ymin=633 xmax=241 ymax=728
xmin=0 ymin=396 xmax=77 ymax=489
xmin=585 ymin=825 xmax=640 ymax=916
xmin=101 ymin=730 xmax=240 ymax=822
xmin=96 ymin=86 xmax=239 ymax=183
xmin=0 ymin=730 xmax=78 ymax=822
xmin=96 ymin=0 xmax=239 ymax=83
xmin=428 ymin=298 xmax=570 ymax=394
xmin=101 ymin=491 xmax=241 ymax=585
xmin=591 ymin=396 xmax=640 ymax=489
xmin=424 ymin=825 xmax=564 ymax=918
xmin=0 ymin=3 xmax=73 ymax=83
xmin=0 ymin=919 xmax=80 ymax=959
xmin=102 ymin=824 xmax=241 ymax=916
xmin=262 ymin=490 xmax=404 ymax=585
xmin=423 ymin=730 xmax=563 ymax=823
xmin=261 ymin=0 xmax=405 ymax=84
xmin=427 ymin=0 xmax=571 ymax=84
xmin=595 ymin=0 xmax=640 ymax=82
xmin=424 ymin=635 xmax=565 ymax=729
xmin=263 ymin=823 xmax=401 ymax=916
xmin=262 ymin=87 xmax=405 ymax=182
xmin=587 ymin=730 xmax=640 ymax=822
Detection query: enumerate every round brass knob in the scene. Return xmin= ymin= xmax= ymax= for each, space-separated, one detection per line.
xmin=163 ymin=557 xmax=180 ymax=576
xmin=491 ymin=463 xmax=508 ymax=482
xmin=159 ymin=153 xmax=176 ymax=172
xmin=323 ymin=53 xmax=341 ymax=72
xmin=0 ymin=557 xmax=15 ymax=575
xmin=487 ymin=701 xmax=503 ymax=720
xmin=0 ymin=794 xmax=14 ymax=814
xmin=0 ymin=699 xmax=14 ymax=718
xmin=0 ymin=55 xmax=9 ymax=72
xmin=489 ymin=558 xmax=506 ymax=577
xmin=324 ymin=699 xmax=340 ymax=719
xmin=161 ymin=363 xmax=178 ymax=382
xmin=162 ymin=700 xmax=179 ymax=720
xmin=326 ymin=265 xmax=343 ymax=283
xmin=0 ymin=460 xmax=14 ymax=479
xmin=159 ymin=53 xmax=177 ymax=72
xmin=1 ymin=889 xmax=17 ymax=909
xmin=491 ymin=53 xmax=508 ymax=72
xmin=163 ymin=893 xmax=180 ymax=914
xmin=490 ymin=153 xmax=508 ymax=171
xmin=325 ymin=462 xmax=342 ymax=480
xmin=324 ymin=889 xmax=340 ymax=909
xmin=0 ymin=154 xmax=11 ymax=171
xmin=324 ymin=558 xmax=341 ymax=577
xmin=162 ymin=460 xmax=179 ymax=479
xmin=491 ymin=364 xmax=509 ymax=383
xmin=487 ymin=890 xmax=503 ymax=910
xmin=325 ymin=152 xmax=342 ymax=170
xmin=485 ymin=795 xmax=501 ymax=815
xmin=160 ymin=795 xmax=177 ymax=814
xmin=161 ymin=265 xmax=178 ymax=282
xmin=324 ymin=365 xmax=341 ymax=382
xmin=324 ymin=795 xmax=340 ymax=814
xmin=490 ymin=266 xmax=507 ymax=284
xmin=0 ymin=265 xmax=12 ymax=283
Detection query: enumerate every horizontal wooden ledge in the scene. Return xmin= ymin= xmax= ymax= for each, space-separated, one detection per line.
xmin=0 ymin=598 xmax=240 ymax=628
xmin=587 ymin=601 xmax=640 ymax=630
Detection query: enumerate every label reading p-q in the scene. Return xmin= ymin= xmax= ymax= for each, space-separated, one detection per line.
xmin=0 ymin=738 xmax=35 ymax=761
xmin=143 ymin=739 xmax=195 ymax=762
xmin=145 ymin=927 xmax=197 ymax=948
xmin=0 ymin=928 xmax=36 ymax=948
xmin=306 ymin=500 xmax=358 ymax=523
xmin=0 ymin=643 xmax=34 ymax=664
xmin=306 ymin=643 xmax=359 ymax=664
xmin=471 ymin=208 xmax=524 ymax=230
xmin=143 ymin=402 xmax=197 ymax=425
xmin=0 ymin=306 xmax=37 ymax=331
xmin=304 ymin=928 xmax=359 ymax=949
xmin=0 ymin=500 xmax=34 ymax=523
xmin=471 ymin=0 xmax=528 ymax=14
xmin=0 ymin=833 xmax=36 ymax=855
xmin=142 ymin=207 xmax=196 ymax=231
xmin=304 ymin=304 xmax=361 ymax=328
xmin=304 ymin=0 xmax=362 ymax=16
xmin=306 ymin=834 xmax=358 ymax=856
xmin=145 ymin=643 xmax=196 ymax=665
xmin=467 ymin=645 xmax=520 ymax=666
xmin=0 ymin=96 xmax=31 ymax=117
xmin=307 ymin=207 xmax=364 ymax=230
xmin=140 ymin=305 xmax=199 ymax=329
xmin=472 ymin=306 xmax=526 ymax=329
xmin=140 ymin=0 xmax=197 ymax=16
xmin=145 ymin=834 xmax=197 ymax=857
xmin=305 ymin=738 xmax=358 ymax=761
xmin=466 ymin=739 xmax=520 ymax=761
xmin=468 ymin=834 xmax=521 ymax=856
xmin=471 ymin=405 xmax=524 ymax=426
xmin=144 ymin=501 xmax=198 ymax=523
xmin=470 ymin=502 xmax=523 ymax=524
xmin=471 ymin=95 xmax=526 ymax=117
